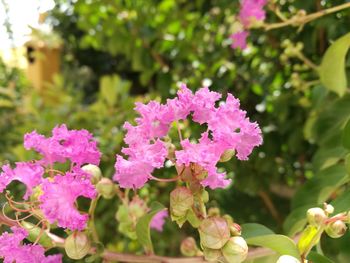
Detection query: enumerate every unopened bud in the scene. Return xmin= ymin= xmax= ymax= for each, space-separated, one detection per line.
xmin=129 ymin=196 xmax=148 ymax=218
xmin=222 ymin=236 xmax=248 ymax=263
xmin=166 ymin=142 xmax=176 ymax=161
xmin=82 ymin=164 xmax=102 ymax=184
xmin=208 ymin=207 xmax=220 ymax=217
xmin=324 ymin=203 xmax=334 ymax=214
xmin=96 ymin=178 xmax=115 ymax=199
xmin=180 ymin=237 xmax=199 ymax=257
xmin=325 ymin=220 xmax=347 ymax=238
xmin=219 ymin=149 xmax=235 ymax=162
xmin=276 ymin=255 xmax=301 ymax=263
xmin=307 ymin=207 xmax=327 ymax=226
xmin=65 ymin=232 xmax=91 ymax=260
xmin=199 ymin=217 xmax=230 ymax=249
xmin=230 ymin=223 xmax=242 ymax=236
xmin=170 ymin=187 xmax=194 ymax=218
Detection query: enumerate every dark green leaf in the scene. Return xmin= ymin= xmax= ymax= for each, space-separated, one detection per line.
xmin=241 ymin=223 xmax=274 ymax=239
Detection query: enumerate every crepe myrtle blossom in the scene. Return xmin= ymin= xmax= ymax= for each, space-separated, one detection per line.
xmin=113 ymin=84 xmax=262 ymax=189
xmin=230 ymin=0 xmax=267 ymax=50
xmin=230 ymin=31 xmax=249 ymax=50
xmin=0 ymin=227 xmax=62 ymax=263
xmin=24 ymin=124 xmax=101 ymax=166
xmin=150 ymin=210 xmax=168 ymax=232
xmin=0 ymin=162 xmax=44 ymax=199
xmin=40 ymin=169 xmax=97 ymax=231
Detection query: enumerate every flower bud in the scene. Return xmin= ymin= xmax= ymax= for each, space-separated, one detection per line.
xmin=180 ymin=237 xmax=199 ymax=257
xmin=82 ymin=164 xmax=102 ymax=184
xmin=276 ymin=255 xmax=301 ymax=263
xmin=219 ymin=149 xmax=235 ymax=162
xmin=306 ymin=207 xmax=327 ymax=226
xmin=64 ymin=232 xmax=91 ymax=260
xmin=324 ymin=203 xmax=334 ymax=214
xmin=325 ymin=220 xmax=347 ymax=238
xmin=221 ymin=236 xmax=248 ymax=263
xmin=96 ymin=178 xmax=115 ymax=199
xmin=199 ymin=217 xmax=230 ymax=249
xmin=230 ymin=223 xmax=242 ymax=236
xmin=208 ymin=207 xmax=220 ymax=217
xmin=170 ymin=187 xmax=194 ymax=218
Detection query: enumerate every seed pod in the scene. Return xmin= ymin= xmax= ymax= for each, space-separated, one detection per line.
xmin=199 ymin=217 xmax=230 ymax=249
xmin=306 ymin=207 xmax=327 ymax=226
xmin=221 ymin=236 xmax=248 ymax=263
xmin=65 ymin=232 xmax=91 ymax=260
xmin=202 ymin=246 xmax=222 ymax=262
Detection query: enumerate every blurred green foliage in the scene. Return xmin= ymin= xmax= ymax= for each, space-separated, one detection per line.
xmin=0 ymin=0 xmax=350 ymax=261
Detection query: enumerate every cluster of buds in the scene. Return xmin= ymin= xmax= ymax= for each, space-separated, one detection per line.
xmin=307 ymin=204 xmax=348 ymax=239
xmin=115 ymin=196 xmax=148 ymax=240
xmin=82 ymin=164 xmax=116 ymax=199
xmin=280 ymin=40 xmax=304 ymax=63
xmin=198 ymin=216 xmax=247 ymax=263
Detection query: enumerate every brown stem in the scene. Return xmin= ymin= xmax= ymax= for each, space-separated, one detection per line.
xmin=258 ymin=191 xmax=282 ymax=225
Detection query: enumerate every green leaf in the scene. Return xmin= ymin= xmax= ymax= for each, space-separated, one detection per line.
xmin=135 ymin=202 xmax=165 ymax=254
xmin=283 ymin=205 xmax=309 ymax=236
xmin=307 ymin=251 xmax=334 ymax=263
xmin=246 ymin=234 xmax=300 ymax=259
xmin=21 ymin=221 xmax=53 ymax=247
xmin=319 ymin=32 xmax=350 ymax=97
xmin=241 ymin=223 xmax=274 ymax=239
xmin=342 ymin=118 xmax=350 ymax=149
xmin=330 ymin=189 xmax=350 ymax=214
xmin=297 ymin=225 xmax=318 ymax=255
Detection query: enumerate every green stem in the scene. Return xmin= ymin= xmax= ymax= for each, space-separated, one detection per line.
xmin=88 ymin=195 xmax=101 ymax=243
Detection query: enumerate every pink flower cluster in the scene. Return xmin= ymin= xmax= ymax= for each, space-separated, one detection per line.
xmin=0 ymin=227 xmax=62 ymax=263
xmin=0 ymin=125 xmax=100 ymax=231
xmin=230 ymin=0 xmax=267 ymax=50
xmin=114 ymin=85 xmax=262 ymax=189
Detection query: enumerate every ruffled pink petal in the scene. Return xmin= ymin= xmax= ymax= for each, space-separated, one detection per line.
xmin=150 ymin=210 xmax=168 ymax=232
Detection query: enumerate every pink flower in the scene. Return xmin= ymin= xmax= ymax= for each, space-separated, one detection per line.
xmin=0 ymin=162 xmax=44 ymax=199
xmin=24 ymin=125 xmax=101 ymax=166
xmin=208 ymin=94 xmax=262 ymax=160
xmin=40 ymin=170 xmax=96 ymax=230
xmin=239 ymin=0 xmax=267 ymax=27
xmin=0 ymin=227 xmax=62 ymax=263
xmin=113 ymin=156 xmax=154 ymax=189
xmin=175 ymin=132 xmax=231 ymax=188
xmin=150 ymin=210 xmax=168 ymax=232
xmin=114 ymin=84 xmax=262 ymax=189
xmin=230 ymin=31 xmax=249 ymax=50
xmin=191 ymin=87 xmax=221 ymax=124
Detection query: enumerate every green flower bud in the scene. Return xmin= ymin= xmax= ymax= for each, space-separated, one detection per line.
xmin=208 ymin=207 xmax=220 ymax=217
xmin=96 ymin=178 xmax=115 ymax=199
xmin=307 ymin=207 xmax=327 ymax=226
xmin=325 ymin=220 xmax=347 ymax=238
xmin=65 ymin=232 xmax=91 ymax=260
xmin=180 ymin=237 xmax=199 ymax=257
xmin=221 ymin=236 xmax=248 ymax=263
xmin=219 ymin=149 xmax=235 ymax=162
xmin=276 ymin=255 xmax=301 ymax=263
xmin=199 ymin=217 xmax=230 ymax=249
xmin=129 ymin=196 xmax=148 ymax=218
xmin=170 ymin=187 xmax=194 ymax=218
xmin=230 ymin=223 xmax=242 ymax=236
xmin=324 ymin=203 xmax=334 ymax=214
xmin=202 ymin=247 xmax=222 ymax=262
xmin=82 ymin=164 xmax=102 ymax=184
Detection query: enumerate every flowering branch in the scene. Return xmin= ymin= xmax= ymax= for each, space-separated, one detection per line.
xmin=263 ymin=2 xmax=350 ymax=31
